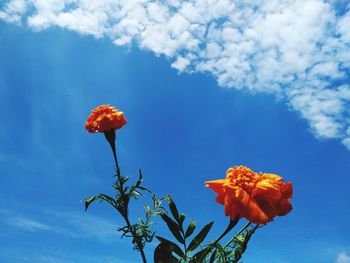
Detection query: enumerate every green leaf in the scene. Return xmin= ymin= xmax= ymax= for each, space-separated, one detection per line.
xmin=137 ymin=169 xmax=143 ymax=185
xmin=154 ymin=242 xmax=179 ymax=263
xmin=167 ymin=195 xmax=180 ymax=223
xmin=234 ymin=247 xmax=244 ymax=260
xmin=84 ymin=196 xmax=97 ymax=211
xmin=160 ymin=214 xmax=184 ymax=244
xmin=179 ymin=213 xmax=186 ymax=225
xmin=209 ymin=248 xmax=218 ymax=263
xmin=97 ymin=194 xmax=116 ymax=207
xmin=137 ymin=186 xmax=151 ymax=193
xmin=144 ymin=205 xmax=151 ymax=218
xmin=156 ymin=236 xmax=185 ymax=258
xmin=189 ymin=247 xmax=213 ymax=263
xmin=184 ymin=220 xmax=196 ymax=238
xmin=187 ymin=221 xmax=214 ymax=252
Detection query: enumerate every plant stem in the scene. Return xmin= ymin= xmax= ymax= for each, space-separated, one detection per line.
xmin=183 ymin=233 xmax=188 ymax=262
xmin=213 ymin=217 xmax=240 ymax=245
xmin=231 ymin=224 xmax=259 ymax=263
xmin=222 ymin=222 xmax=252 ymax=250
xmin=123 ymin=214 xmax=148 ymax=263
xmin=235 ymin=222 xmax=252 ymax=238
xmin=104 ymin=131 xmax=147 ymax=263
xmin=104 ymin=129 xmax=119 ymax=170
xmin=204 ymin=218 xmax=239 ymax=263
xmin=116 ymin=166 xmax=147 ymax=263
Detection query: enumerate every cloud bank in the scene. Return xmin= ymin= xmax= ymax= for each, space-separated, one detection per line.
xmin=1 ymin=0 xmax=350 ymax=148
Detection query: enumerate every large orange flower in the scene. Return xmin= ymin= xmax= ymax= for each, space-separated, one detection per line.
xmin=85 ymin=105 xmax=127 ymax=133
xmin=205 ymin=166 xmax=293 ymax=224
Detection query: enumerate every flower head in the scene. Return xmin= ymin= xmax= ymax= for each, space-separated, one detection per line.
xmin=85 ymin=105 xmax=127 ymax=133
xmin=205 ymin=165 xmax=293 ymax=224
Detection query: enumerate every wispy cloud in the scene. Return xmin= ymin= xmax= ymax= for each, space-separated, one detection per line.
xmin=1 ymin=208 xmax=118 ymax=243
xmin=48 ymin=210 xmax=119 ymax=242
xmin=5 ymin=216 xmax=54 ymax=232
xmin=0 ymin=249 xmax=129 ymax=263
xmin=337 ymin=253 xmax=350 ymax=263
xmin=1 ymin=0 xmax=350 ymax=149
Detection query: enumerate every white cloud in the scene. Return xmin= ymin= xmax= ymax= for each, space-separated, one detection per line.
xmin=6 ymin=216 xmax=54 ymax=232
xmin=1 ymin=0 xmax=350 ymax=148
xmin=0 ymin=0 xmax=27 ymax=23
xmin=337 ymin=252 xmax=350 ymax=263
xmin=1 ymin=209 xmax=118 ymax=242
xmin=50 ymin=210 xmax=118 ymax=242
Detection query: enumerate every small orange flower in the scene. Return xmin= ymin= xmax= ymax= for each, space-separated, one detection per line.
xmin=85 ymin=105 xmax=127 ymax=133
xmin=205 ymin=166 xmax=293 ymax=224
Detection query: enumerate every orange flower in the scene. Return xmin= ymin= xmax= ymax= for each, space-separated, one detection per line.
xmin=205 ymin=166 xmax=292 ymax=224
xmin=85 ymin=105 xmax=127 ymax=133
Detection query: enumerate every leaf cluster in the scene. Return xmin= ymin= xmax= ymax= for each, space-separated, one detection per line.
xmin=154 ymin=195 xmax=214 ymax=263
xmin=84 ymin=168 xmax=164 ymax=251
xmin=207 ymin=224 xmax=261 ymax=263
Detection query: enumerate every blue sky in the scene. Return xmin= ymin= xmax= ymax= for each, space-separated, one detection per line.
xmin=1 ymin=1 xmax=350 ymax=263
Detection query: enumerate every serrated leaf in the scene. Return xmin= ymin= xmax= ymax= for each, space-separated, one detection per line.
xmin=185 ymin=220 xmax=196 ymax=238
xmin=160 ymin=214 xmax=184 ymax=244
xmin=84 ymin=196 xmax=97 ymax=211
xmin=156 ymin=236 xmax=185 ymax=258
xmin=154 ymin=242 xmax=179 ymax=263
xmin=167 ymin=195 xmax=180 ymax=223
xmin=187 ymin=221 xmax=214 ymax=252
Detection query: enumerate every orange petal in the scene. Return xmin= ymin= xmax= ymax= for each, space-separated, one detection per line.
xmin=234 ymin=187 xmax=250 ymax=207
xmin=282 ymin=182 xmax=293 ymax=199
xmin=205 ymin=179 xmax=226 ymax=194
xmin=262 ymin=173 xmax=283 ymax=181
xmin=242 ymin=199 xmax=270 ymax=224
xmin=215 ymin=193 xmax=225 ymax=204
xmin=275 ymin=199 xmax=293 ymax=216
xmin=253 ymin=179 xmax=281 ymax=203
xmin=254 ymin=197 xmax=277 ymax=219
xmin=224 ymin=193 xmax=233 ymax=217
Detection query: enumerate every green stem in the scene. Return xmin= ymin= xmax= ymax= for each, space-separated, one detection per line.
xmin=104 ymin=129 xmax=119 ymax=170
xmin=117 ymin=168 xmax=148 ymax=263
xmin=222 ymin=222 xmax=252 ymax=250
xmin=104 ymin=130 xmax=147 ymax=263
xmin=223 ymin=225 xmax=251 ymax=252
xmin=117 ymin=168 xmax=147 ymax=263
xmin=123 ymin=214 xmax=148 ymax=263
xmin=213 ymin=217 xmax=240 ymax=245
xmin=203 ymin=218 xmax=239 ymax=263
xmin=236 ymin=222 xmax=252 ymax=238
xmin=232 ymin=224 xmax=259 ymax=263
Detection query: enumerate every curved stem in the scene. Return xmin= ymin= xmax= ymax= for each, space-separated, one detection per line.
xmin=213 ymin=217 xmax=240 ymax=245
xmin=222 ymin=222 xmax=252 ymax=250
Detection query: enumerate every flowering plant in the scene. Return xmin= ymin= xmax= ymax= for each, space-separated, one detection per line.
xmin=83 ymin=104 xmax=293 ymax=263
